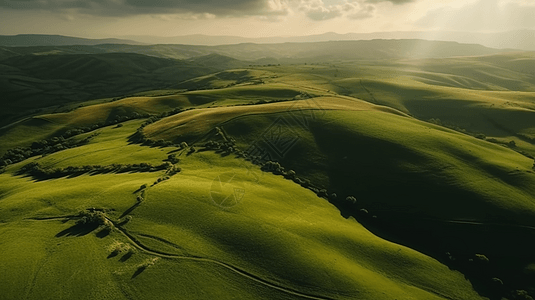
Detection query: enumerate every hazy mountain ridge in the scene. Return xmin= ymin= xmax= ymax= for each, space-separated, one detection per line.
xmin=0 ymin=39 xmax=514 ymax=63
xmin=0 ymin=34 xmax=145 ymax=46
xmin=3 ymin=30 xmax=534 ymax=51
xmin=123 ymin=30 xmax=535 ymax=50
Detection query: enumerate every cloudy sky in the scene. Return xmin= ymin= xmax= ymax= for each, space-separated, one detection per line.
xmin=0 ymin=0 xmax=534 ymax=38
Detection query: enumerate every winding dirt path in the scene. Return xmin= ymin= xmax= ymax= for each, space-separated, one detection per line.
xmin=111 ymin=219 xmax=338 ymax=300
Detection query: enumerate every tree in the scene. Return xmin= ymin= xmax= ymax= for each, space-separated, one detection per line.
xmin=167 ymin=154 xmax=179 ymax=164
xmin=317 ymin=189 xmax=328 ymax=198
xmin=512 ymin=290 xmax=534 ymax=300
xmin=346 ymin=196 xmax=357 ymax=205
xmin=285 ymin=170 xmax=296 ymax=180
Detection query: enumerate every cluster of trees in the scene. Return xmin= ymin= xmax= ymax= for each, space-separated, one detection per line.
xmin=76 ymin=209 xmax=111 ymax=227
xmin=19 ymin=162 xmax=173 ymax=180
xmin=136 ymin=191 xmax=146 ymax=203
xmin=153 ymin=175 xmax=171 ymax=186
xmin=204 ymin=140 xmax=237 ymax=154
xmin=166 ymin=165 xmax=181 ymax=176
xmin=518 ymin=133 xmax=535 ymax=144
xmin=130 ymin=108 xmax=187 ymax=147
xmin=142 ymin=108 xmax=184 ymax=127
xmin=259 ymin=160 xmax=360 ymax=208
xmin=201 ymin=128 xmax=241 ymax=156
xmin=110 ymin=242 xmax=136 ymax=259
xmin=199 ymin=130 xmax=365 ymax=218
xmin=166 ymin=154 xmax=179 ymax=164
xmin=1 ymin=132 xmax=99 ymax=167
xmin=0 ymin=109 xmax=167 ymax=168
xmin=443 ymin=252 xmax=534 ymax=299
xmin=428 ymin=118 xmax=486 ymax=140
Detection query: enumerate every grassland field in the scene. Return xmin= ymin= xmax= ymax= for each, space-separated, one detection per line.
xmin=1 ymin=51 xmax=535 ymax=299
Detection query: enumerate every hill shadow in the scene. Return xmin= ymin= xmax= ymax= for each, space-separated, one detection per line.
xmin=120 ymin=202 xmax=141 ymax=219
xmin=131 ymin=265 xmax=147 ymax=279
xmin=96 ymin=226 xmax=111 ymax=238
xmin=120 ymin=251 xmax=134 ymax=262
xmin=56 ymin=223 xmax=99 ymax=237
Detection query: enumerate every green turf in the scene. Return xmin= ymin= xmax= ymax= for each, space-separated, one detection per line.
xmin=0 ymin=149 xmax=485 ymax=300
xmin=2 ymin=51 xmax=535 ymax=299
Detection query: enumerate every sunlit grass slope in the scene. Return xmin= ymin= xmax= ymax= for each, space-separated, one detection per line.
xmin=238 ymin=55 xmax=535 ymax=156
xmin=144 ymin=97 xmax=535 ymax=285
xmin=147 ymin=101 xmax=535 ymax=225
xmin=0 ymin=80 xmax=308 ymax=155
xmin=143 ymin=97 xmax=391 ymax=144
xmin=0 ymin=121 xmax=484 ymax=300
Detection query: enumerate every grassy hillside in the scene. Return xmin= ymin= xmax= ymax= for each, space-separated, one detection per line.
xmin=1 ymin=49 xmax=535 ymax=299
xmin=0 ymin=53 xmax=249 ymax=128
xmin=0 ymin=79 xmax=312 ymax=154
xmin=239 ymin=56 xmax=535 ymax=157
xmin=0 ymin=119 xmax=486 ymax=300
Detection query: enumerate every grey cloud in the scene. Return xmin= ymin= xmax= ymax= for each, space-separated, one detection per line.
xmin=348 ymin=4 xmax=374 ymax=19
xmin=365 ymin=0 xmax=414 ymax=4
xmin=299 ymin=0 xmax=377 ymax=21
xmin=0 ymin=0 xmax=287 ymax=17
xmin=306 ymin=7 xmax=342 ymax=20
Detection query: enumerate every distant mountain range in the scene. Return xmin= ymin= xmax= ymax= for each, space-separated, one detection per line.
xmin=0 ymin=39 xmax=512 ymax=63
xmin=1 ymin=30 xmax=535 ymax=50
xmin=123 ymin=30 xmax=535 ymax=51
xmin=0 ymin=34 xmax=145 ymax=46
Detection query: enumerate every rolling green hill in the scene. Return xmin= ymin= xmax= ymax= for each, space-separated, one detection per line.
xmin=0 ymin=34 xmax=144 ymax=46
xmin=0 ymin=119 xmax=487 ymax=300
xmin=0 ymin=52 xmax=250 ymax=128
xmin=1 ymin=48 xmax=535 ymax=300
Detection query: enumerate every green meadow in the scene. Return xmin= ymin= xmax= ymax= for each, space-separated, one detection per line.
xmin=1 ymin=50 xmax=535 ymax=299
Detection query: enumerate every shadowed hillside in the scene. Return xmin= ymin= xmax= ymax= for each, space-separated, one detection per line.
xmin=0 ymin=53 xmax=248 ymax=127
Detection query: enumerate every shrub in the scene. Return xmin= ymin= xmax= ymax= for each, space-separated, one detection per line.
xmin=167 ymin=154 xmax=179 ymax=164
xmin=345 ymin=196 xmax=357 ymax=205
xmin=76 ymin=210 xmax=108 ymax=226
xmin=317 ymin=189 xmax=328 ymax=198
xmin=121 ymin=216 xmax=133 ymax=225
xmin=474 ymin=253 xmax=489 ymax=264
xmin=512 ymin=290 xmax=534 ymax=300
xmin=284 ymin=170 xmax=296 ymax=180
xmin=138 ymin=257 xmax=159 ymax=269
xmin=167 ymin=166 xmax=181 ymax=176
